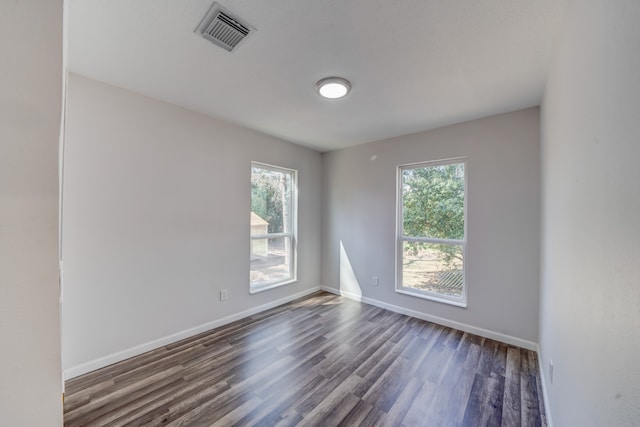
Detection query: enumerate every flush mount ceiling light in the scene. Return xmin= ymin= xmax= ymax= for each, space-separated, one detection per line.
xmin=315 ymin=77 xmax=352 ymax=99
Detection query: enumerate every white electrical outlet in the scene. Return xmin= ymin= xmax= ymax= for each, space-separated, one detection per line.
xmin=372 ymin=276 xmax=379 ymax=286
xmin=220 ymin=289 xmax=228 ymax=301
xmin=549 ymin=360 xmax=554 ymax=384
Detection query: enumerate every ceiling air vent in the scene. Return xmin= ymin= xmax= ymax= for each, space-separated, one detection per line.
xmin=195 ymin=3 xmax=255 ymax=52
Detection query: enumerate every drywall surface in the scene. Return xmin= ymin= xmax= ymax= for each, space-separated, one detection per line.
xmin=540 ymin=1 xmax=640 ymax=425
xmin=322 ymin=108 xmax=540 ymax=343
xmin=62 ymin=74 xmax=322 ymax=375
xmin=0 ymin=0 xmax=64 ymax=425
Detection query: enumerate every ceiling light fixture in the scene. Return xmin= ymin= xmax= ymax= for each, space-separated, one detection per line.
xmin=315 ymin=77 xmax=351 ymax=99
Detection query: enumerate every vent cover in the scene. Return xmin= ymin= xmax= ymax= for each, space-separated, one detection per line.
xmin=195 ymin=3 xmax=255 ymax=52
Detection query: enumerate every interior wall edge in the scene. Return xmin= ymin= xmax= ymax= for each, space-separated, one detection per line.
xmin=536 ymin=343 xmax=554 ymax=427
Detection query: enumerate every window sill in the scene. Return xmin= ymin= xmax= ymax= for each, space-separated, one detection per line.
xmin=395 ymin=287 xmax=467 ymax=308
xmin=250 ymin=278 xmax=297 ymax=294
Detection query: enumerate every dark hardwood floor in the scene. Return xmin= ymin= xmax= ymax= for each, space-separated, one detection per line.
xmin=64 ymin=292 xmax=546 ymax=426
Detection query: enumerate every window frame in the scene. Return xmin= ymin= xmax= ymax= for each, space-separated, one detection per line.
xmin=250 ymin=161 xmax=298 ymax=294
xmin=395 ymin=157 xmax=468 ymax=307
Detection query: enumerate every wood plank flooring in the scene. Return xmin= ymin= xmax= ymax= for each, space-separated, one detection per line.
xmin=64 ymin=292 xmax=547 ymax=426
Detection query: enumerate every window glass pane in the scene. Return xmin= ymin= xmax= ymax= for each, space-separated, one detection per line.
xmin=402 ymin=163 xmax=464 ymax=240
xmin=402 ymin=241 xmax=463 ymax=298
xmin=251 ymin=166 xmax=292 ymax=234
xmin=250 ymin=236 xmax=292 ymax=285
xmin=250 ymin=163 xmax=296 ymax=290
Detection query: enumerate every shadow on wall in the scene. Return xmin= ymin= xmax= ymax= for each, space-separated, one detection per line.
xmin=340 ymin=241 xmax=362 ymax=298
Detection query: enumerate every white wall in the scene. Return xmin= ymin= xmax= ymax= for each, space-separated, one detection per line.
xmin=539 ymin=1 xmax=640 ymax=426
xmin=322 ymin=108 xmax=540 ymax=345
xmin=0 ymin=0 xmax=64 ymax=425
xmin=62 ymin=74 xmax=322 ymax=377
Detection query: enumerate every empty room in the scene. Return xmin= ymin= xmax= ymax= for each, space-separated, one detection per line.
xmin=2 ymin=0 xmax=639 ymax=426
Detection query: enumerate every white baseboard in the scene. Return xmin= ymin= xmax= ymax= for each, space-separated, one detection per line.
xmin=64 ymin=286 xmax=322 ymax=380
xmin=536 ymin=344 xmax=553 ymax=427
xmin=320 ymin=286 xmax=537 ymax=351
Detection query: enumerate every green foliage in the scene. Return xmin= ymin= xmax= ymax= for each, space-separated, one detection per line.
xmin=251 ymin=167 xmax=288 ymax=233
xmin=402 ymin=163 xmax=464 ymax=263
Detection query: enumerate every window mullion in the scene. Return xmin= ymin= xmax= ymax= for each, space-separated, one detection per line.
xmin=402 ymin=236 xmax=464 ymax=245
xmin=251 ymin=232 xmax=292 ymax=240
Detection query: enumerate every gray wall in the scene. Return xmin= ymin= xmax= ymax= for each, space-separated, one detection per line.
xmin=0 ymin=0 xmax=63 ymax=424
xmin=322 ymin=108 xmax=540 ymax=345
xmin=539 ymin=1 xmax=640 ymax=425
xmin=62 ymin=74 xmax=323 ymax=377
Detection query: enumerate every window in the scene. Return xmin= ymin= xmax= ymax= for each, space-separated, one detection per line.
xmin=397 ymin=159 xmax=467 ymax=306
xmin=250 ymin=162 xmax=297 ymax=293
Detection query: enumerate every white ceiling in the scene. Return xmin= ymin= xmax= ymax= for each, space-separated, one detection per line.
xmin=68 ymin=0 xmax=565 ymax=152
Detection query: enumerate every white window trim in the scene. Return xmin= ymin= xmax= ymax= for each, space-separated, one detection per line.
xmin=250 ymin=162 xmax=298 ymax=294
xmin=395 ymin=157 xmax=468 ymax=307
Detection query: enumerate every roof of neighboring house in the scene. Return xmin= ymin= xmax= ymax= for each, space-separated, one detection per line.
xmin=250 ymin=211 xmax=268 ymax=227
